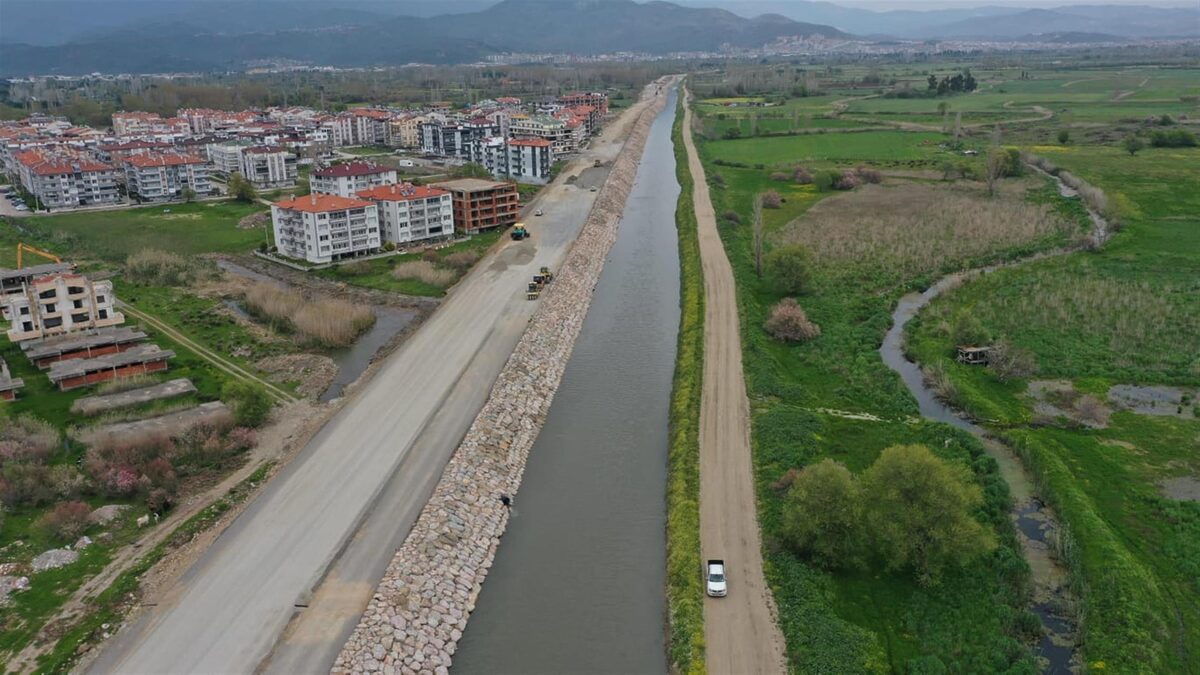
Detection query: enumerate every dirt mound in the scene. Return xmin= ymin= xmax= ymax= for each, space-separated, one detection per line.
xmin=256 ymin=354 xmax=337 ymax=399
xmin=238 ymin=212 xmax=270 ymax=230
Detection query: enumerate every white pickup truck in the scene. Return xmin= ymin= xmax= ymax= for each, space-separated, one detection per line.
xmin=706 ymin=559 xmax=727 ymax=597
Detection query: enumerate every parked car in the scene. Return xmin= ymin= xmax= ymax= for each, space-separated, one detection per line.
xmin=14 ymin=205 xmax=29 ymax=211
xmin=534 ymin=209 xmax=544 ymax=216
xmin=706 ymin=559 xmax=727 ymax=597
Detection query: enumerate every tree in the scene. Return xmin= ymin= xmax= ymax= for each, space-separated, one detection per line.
xmin=454 ymin=162 xmax=491 ymax=179
xmin=988 ymin=339 xmax=1037 ymax=381
xmin=1057 ymin=129 xmax=1070 ymax=145
xmin=1123 ymin=135 xmax=1145 ymax=156
xmin=765 ymin=245 xmax=812 ymax=295
xmin=227 ymin=173 xmax=258 ymax=203
xmin=927 ymin=74 xmax=938 ymax=91
xmin=751 ymin=194 xmax=764 ymax=277
xmin=860 ymin=445 xmax=996 ymax=583
xmin=764 ymin=298 xmax=821 ymax=342
xmin=221 ymin=380 xmax=273 ymax=428
xmin=782 ymin=460 xmax=861 ymax=568
xmin=295 ymin=176 xmax=311 ymax=197
xmin=182 ymin=187 xmax=197 ymax=203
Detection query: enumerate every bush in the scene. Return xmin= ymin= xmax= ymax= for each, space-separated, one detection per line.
xmin=392 ymin=260 xmax=455 ymax=287
xmin=1123 ymin=135 xmax=1145 ymax=156
xmin=227 ymin=173 xmax=258 ymax=203
xmin=765 ymin=245 xmax=813 ymax=295
xmin=421 ymin=248 xmax=441 ymax=263
xmin=222 ymin=380 xmax=273 ymax=428
xmin=764 ymin=298 xmax=821 ymax=342
xmin=1057 ymin=129 xmax=1070 ymax=145
xmin=782 ymin=460 xmax=861 ymax=568
xmin=340 ymin=261 xmax=372 ymax=276
xmin=951 ymin=312 xmax=991 ymax=346
xmin=1149 ymin=128 xmax=1197 ymax=148
xmin=769 ymin=171 xmax=791 ymax=182
xmin=126 ymin=248 xmax=209 ymax=286
xmin=0 ymin=463 xmax=55 ymax=507
xmin=38 ymin=501 xmax=92 ymax=541
xmin=987 ymin=340 xmax=1037 ymax=381
xmin=720 ymin=209 xmax=742 ymax=225
xmin=860 ymin=445 xmax=996 ymax=584
xmin=854 ymin=166 xmax=883 ymax=184
xmin=443 ymin=251 xmax=480 ymax=271
xmin=0 ymin=415 xmax=59 ymax=463
xmin=760 ymin=190 xmax=782 ymax=209
xmin=793 ymin=166 xmax=814 ymax=184
xmin=833 ymin=169 xmax=861 ymax=190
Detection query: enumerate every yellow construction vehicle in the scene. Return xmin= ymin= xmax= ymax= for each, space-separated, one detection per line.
xmin=16 ymin=243 xmax=62 ymax=269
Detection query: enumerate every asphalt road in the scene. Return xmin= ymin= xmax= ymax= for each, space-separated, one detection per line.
xmin=89 ymin=91 xmax=658 ymax=675
xmin=682 ymin=88 xmax=788 ymax=675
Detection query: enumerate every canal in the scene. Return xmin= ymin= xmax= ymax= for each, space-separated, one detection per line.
xmin=452 ymin=87 xmax=681 ymax=674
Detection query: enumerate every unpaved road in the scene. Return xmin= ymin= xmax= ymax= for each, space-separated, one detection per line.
xmin=682 ymin=88 xmax=787 ymax=674
xmin=87 ymin=84 xmax=664 ymax=675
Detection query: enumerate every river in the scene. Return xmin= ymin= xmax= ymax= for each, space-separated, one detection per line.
xmin=452 ymin=88 xmax=681 ymax=674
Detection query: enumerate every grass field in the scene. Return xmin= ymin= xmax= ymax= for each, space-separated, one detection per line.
xmin=12 ymin=200 xmax=269 ymax=264
xmin=313 ymin=229 xmax=502 ymax=296
xmin=907 ymin=142 xmax=1200 ymax=672
xmin=687 ymin=86 xmax=1083 ymax=670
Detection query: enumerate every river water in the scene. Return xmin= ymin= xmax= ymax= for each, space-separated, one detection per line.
xmin=453 ymin=88 xmax=681 ymax=674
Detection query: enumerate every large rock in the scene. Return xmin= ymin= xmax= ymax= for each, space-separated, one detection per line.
xmin=32 ymin=548 xmax=80 ymax=572
xmin=88 ymin=504 xmax=130 ymax=525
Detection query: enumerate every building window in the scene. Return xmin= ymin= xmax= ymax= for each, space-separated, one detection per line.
xmin=98 ymin=309 xmax=108 ymax=319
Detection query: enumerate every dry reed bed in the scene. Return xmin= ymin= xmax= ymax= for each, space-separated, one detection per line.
xmin=243 ymin=282 xmax=375 ymax=347
xmin=391 ymin=260 xmax=456 ymax=287
xmin=776 ymin=182 xmax=1075 ymax=282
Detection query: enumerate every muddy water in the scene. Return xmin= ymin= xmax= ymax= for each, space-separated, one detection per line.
xmin=453 ymin=89 xmax=680 ymax=674
xmin=215 ymin=260 xmax=416 ymax=400
xmin=880 ymin=284 xmax=1076 ymax=672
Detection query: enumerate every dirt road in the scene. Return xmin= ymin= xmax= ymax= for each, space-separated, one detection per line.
xmin=86 ymin=85 xmax=664 ymax=675
xmin=682 ymin=89 xmax=787 ymax=673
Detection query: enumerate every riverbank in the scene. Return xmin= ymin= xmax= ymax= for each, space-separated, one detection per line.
xmin=332 ymin=77 xmax=678 ymax=673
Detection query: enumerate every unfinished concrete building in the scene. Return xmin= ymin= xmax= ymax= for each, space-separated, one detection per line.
xmin=0 ymin=359 xmax=24 ymax=401
xmin=47 ymin=344 xmax=174 ymax=391
xmin=3 ymin=272 xmax=124 ymax=342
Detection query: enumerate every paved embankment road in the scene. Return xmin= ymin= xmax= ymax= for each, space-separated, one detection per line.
xmin=681 ymin=86 xmax=788 ymax=674
xmin=87 ymin=88 xmax=661 ymax=675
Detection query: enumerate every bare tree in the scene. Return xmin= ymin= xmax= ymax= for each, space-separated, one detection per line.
xmin=985 ymin=126 xmax=1004 ymax=196
xmin=752 ymin=193 xmax=764 ymax=277
xmin=953 ymin=111 xmax=963 ymax=142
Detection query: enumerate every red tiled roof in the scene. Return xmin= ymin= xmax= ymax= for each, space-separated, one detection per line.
xmin=274 ymin=193 xmax=374 ymax=214
xmin=508 ymin=138 xmax=552 ymax=148
xmin=312 ymin=162 xmax=393 ymax=178
xmin=125 ymin=152 xmax=205 ymax=168
xmin=356 ymin=182 xmax=448 ymax=202
xmin=14 ymin=149 xmax=114 ymax=175
xmin=99 ymin=140 xmax=171 ymax=152
xmin=351 ymin=108 xmax=392 ymax=120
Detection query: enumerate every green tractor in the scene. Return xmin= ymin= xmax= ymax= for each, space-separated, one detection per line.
xmin=511 ymin=223 xmax=529 ymax=241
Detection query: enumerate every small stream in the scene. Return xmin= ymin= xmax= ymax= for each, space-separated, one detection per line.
xmin=216 ymin=259 xmax=416 ymax=401
xmin=879 ymin=168 xmax=1106 ymax=674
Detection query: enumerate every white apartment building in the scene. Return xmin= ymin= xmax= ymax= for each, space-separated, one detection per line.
xmin=4 ymin=273 xmax=123 ymax=342
xmin=206 ymin=140 xmax=252 ymax=177
xmin=240 ymin=146 xmax=297 ymax=189
xmin=469 ymin=136 xmax=555 ymax=184
xmin=311 ymin=161 xmax=397 ymax=198
xmin=124 ymin=152 xmax=211 ymax=201
xmin=12 ymin=149 xmax=121 ymax=209
xmin=509 ymin=114 xmax=575 ymax=155
xmin=271 ymin=193 xmax=381 ymax=264
xmin=356 ymin=183 xmax=453 ymax=245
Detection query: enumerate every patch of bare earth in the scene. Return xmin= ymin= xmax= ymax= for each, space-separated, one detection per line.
xmin=256 ymin=354 xmax=338 ymax=399
xmin=1026 ymin=380 xmax=1111 ymax=428
xmin=1159 ymin=476 xmax=1200 ymax=501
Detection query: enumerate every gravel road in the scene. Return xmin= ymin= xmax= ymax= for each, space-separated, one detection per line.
xmin=682 ymin=88 xmax=788 ymax=675
xmin=87 ymin=92 xmax=658 ymax=675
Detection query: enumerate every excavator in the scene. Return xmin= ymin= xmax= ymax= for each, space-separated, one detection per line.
xmin=16 ymin=243 xmax=62 ymax=269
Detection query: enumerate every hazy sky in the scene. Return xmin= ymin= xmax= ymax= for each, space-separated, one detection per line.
xmin=702 ymin=0 xmax=1196 ymax=8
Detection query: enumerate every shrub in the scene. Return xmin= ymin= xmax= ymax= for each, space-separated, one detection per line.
xmin=222 ymin=380 xmax=273 ymax=428
xmin=760 ymin=190 xmax=783 ymax=209
xmin=860 ymin=445 xmax=996 ymax=584
xmin=923 ymin=362 xmax=959 ymax=404
xmin=1149 ymin=128 xmax=1197 ymax=147
xmin=720 ymin=209 xmax=742 ymax=225
xmin=710 ymin=173 xmax=726 ymax=188
xmin=392 ymin=260 xmax=455 ymax=287
xmin=1123 ymin=135 xmax=1145 ymax=156
xmin=793 ymin=166 xmax=814 ymax=184
xmin=833 ymin=169 xmax=861 ymax=190
xmin=47 ymin=465 xmax=87 ymax=499
xmin=1057 ymin=129 xmax=1070 ymax=145
xmin=765 ymin=245 xmax=812 ymax=295
xmin=443 ymin=251 xmax=480 ymax=271
xmin=0 ymin=415 xmax=59 ymax=463
xmin=0 ymin=463 xmax=54 ymax=507
xmin=769 ymin=171 xmax=790 ymax=182
xmin=951 ymin=313 xmax=991 ymax=346
xmin=227 ymin=173 xmax=258 ymax=203
xmin=764 ymin=298 xmax=821 ymax=342
xmin=38 ymin=501 xmax=92 ymax=541
xmin=1074 ymin=394 xmax=1111 ymax=427
xmin=340 ymin=260 xmax=372 ymax=276
xmin=126 ymin=249 xmax=206 ymax=286
xmin=782 ymin=460 xmax=861 ymax=568
xmin=988 ymin=339 xmax=1037 ymax=381
xmin=854 ymin=166 xmax=883 ymax=184
xmin=147 ymin=488 xmax=174 ymax=513
xmin=421 ymin=248 xmax=441 ymax=263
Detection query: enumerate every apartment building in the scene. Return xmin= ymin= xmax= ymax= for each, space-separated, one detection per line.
xmin=4 ymin=273 xmax=124 ymax=342
xmin=111 ymin=111 xmax=162 ymax=136
xmin=357 ymin=183 xmax=453 ymax=245
xmin=271 ymin=193 xmax=381 ymax=264
xmin=558 ymin=92 xmax=609 ymax=116
xmin=509 ymin=114 xmax=575 ymax=155
xmin=430 ymin=178 xmax=520 ymax=234
xmin=240 ymin=146 xmax=297 ymax=189
xmin=207 ymin=140 xmax=252 ymax=177
xmin=311 ymin=161 xmax=397 ymax=198
xmin=420 ymin=117 xmax=500 ymax=159
xmin=12 ymin=149 xmax=121 ymax=209
xmin=470 ymin=137 xmax=554 ymax=185
xmin=387 ymin=114 xmax=427 ymax=149
xmin=124 ymin=152 xmax=211 ymax=201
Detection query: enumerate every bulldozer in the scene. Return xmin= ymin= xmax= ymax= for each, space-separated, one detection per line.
xmin=511 ymin=223 xmax=529 ymax=241
xmin=526 ymin=281 xmax=540 ymax=300
xmin=539 ymin=266 xmax=553 ymax=282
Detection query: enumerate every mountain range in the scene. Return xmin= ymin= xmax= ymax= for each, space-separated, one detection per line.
xmin=0 ymin=0 xmax=1196 ymax=76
